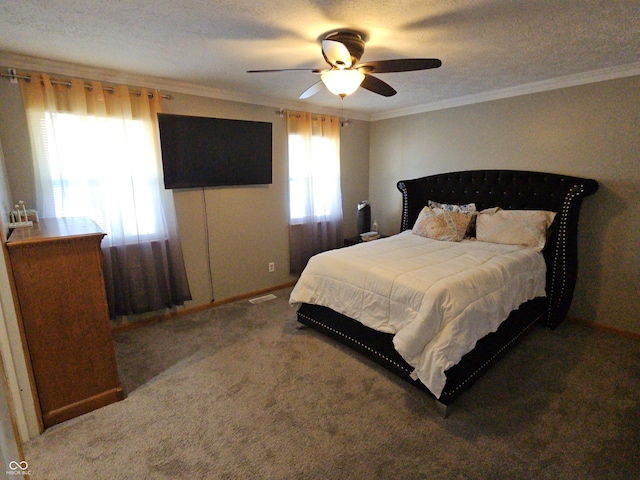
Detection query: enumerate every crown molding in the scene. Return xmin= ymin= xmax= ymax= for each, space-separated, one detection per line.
xmin=370 ymin=62 xmax=640 ymax=121
xmin=0 ymin=51 xmax=371 ymax=121
xmin=3 ymin=51 xmax=638 ymax=123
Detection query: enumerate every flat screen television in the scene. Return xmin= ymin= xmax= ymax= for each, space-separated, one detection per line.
xmin=158 ymin=113 xmax=272 ymax=189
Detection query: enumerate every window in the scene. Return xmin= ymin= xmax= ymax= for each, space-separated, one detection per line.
xmin=288 ymin=132 xmax=341 ymax=221
xmin=286 ymin=112 xmax=343 ymax=274
xmin=20 ymin=73 xmax=191 ymax=316
xmin=39 ymin=111 xmax=161 ymax=241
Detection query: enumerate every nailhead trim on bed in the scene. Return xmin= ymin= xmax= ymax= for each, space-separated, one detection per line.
xmin=439 ymin=312 xmax=543 ymax=399
xmin=545 ymin=183 xmax=589 ymax=327
xmin=297 ymin=311 xmax=413 ymax=374
xmin=299 ymin=308 xmax=544 ymax=400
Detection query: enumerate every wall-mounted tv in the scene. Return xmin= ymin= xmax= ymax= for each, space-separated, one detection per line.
xmin=158 ymin=113 xmax=272 ymax=189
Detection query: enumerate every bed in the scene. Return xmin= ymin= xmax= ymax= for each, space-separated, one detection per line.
xmin=290 ymin=169 xmax=598 ymax=415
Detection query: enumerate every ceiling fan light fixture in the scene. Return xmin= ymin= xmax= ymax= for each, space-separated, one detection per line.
xmin=248 ymin=28 xmax=441 ymax=100
xmin=321 ymin=69 xmax=365 ymax=97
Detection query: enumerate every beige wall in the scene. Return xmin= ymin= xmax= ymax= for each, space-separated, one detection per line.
xmin=160 ymin=93 xmax=293 ymax=305
xmin=369 ymin=75 xmax=640 ymax=333
xmin=157 ymin=92 xmax=370 ymax=305
xmin=0 ymin=114 xmax=40 ymax=440
xmin=0 ymin=79 xmax=34 ymax=209
xmin=339 ymin=119 xmax=371 ymax=238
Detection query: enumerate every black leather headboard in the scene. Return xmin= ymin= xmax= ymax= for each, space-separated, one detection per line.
xmin=397 ymin=170 xmax=598 ymax=328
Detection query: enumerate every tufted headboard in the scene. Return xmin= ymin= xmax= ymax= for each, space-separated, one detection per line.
xmin=397 ymin=170 xmax=598 ymax=328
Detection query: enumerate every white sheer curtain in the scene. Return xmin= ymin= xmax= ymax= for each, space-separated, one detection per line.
xmin=21 ymin=72 xmax=191 ymax=317
xmin=287 ymin=112 xmax=343 ymax=274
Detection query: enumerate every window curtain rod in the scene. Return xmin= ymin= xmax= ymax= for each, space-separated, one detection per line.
xmin=278 ymin=108 xmax=351 ymax=127
xmin=277 ymin=108 xmax=302 ymax=118
xmin=277 ymin=108 xmax=332 ymax=120
xmin=0 ymin=70 xmax=171 ymax=100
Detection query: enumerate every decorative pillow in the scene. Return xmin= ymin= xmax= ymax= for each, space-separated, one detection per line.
xmin=412 ymin=207 xmax=472 ymax=242
xmin=428 ymin=200 xmax=477 ymax=216
xmin=428 ymin=201 xmax=477 ymax=237
xmin=476 ymin=207 xmax=557 ymax=251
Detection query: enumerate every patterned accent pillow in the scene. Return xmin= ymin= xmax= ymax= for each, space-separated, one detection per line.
xmin=476 ymin=207 xmax=557 ymax=251
xmin=428 ymin=200 xmax=477 ymax=215
xmin=412 ymin=207 xmax=472 ymax=242
xmin=428 ymin=201 xmax=477 ymax=237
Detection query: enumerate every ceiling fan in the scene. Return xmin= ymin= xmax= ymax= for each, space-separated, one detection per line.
xmin=247 ymin=29 xmax=442 ymax=99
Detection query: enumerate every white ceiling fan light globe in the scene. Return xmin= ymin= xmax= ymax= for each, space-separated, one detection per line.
xmin=321 ymin=69 xmax=365 ymax=97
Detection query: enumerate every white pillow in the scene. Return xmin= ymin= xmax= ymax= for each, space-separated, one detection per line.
xmin=412 ymin=207 xmax=472 ymax=242
xmin=476 ymin=207 xmax=556 ymax=251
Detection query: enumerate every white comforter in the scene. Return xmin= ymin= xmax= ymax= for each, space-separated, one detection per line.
xmin=289 ymin=231 xmax=547 ymax=398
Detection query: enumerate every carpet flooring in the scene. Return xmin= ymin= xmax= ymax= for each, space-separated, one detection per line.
xmin=23 ymin=287 xmax=640 ymax=479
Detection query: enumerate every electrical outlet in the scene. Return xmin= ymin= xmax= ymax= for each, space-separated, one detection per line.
xmin=268 ymin=262 xmax=275 ymax=273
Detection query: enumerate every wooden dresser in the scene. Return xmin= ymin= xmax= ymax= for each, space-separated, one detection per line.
xmin=7 ymin=217 xmax=123 ymax=429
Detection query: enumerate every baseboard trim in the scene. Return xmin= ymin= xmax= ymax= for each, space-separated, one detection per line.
xmin=111 ymin=281 xmax=297 ymax=333
xmin=111 ymin=288 xmax=639 ymax=341
xmin=208 ymin=282 xmax=297 ymax=308
xmin=566 ymin=316 xmax=640 ymax=340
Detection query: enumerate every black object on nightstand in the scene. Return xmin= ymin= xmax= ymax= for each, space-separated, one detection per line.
xmin=357 ymin=201 xmax=371 ymax=234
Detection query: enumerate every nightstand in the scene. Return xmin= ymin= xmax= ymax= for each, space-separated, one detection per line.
xmin=344 ymin=236 xmax=361 ymax=246
xmin=344 ymin=235 xmax=385 ymax=246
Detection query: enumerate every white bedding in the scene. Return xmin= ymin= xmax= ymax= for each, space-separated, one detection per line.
xmin=289 ymin=231 xmax=547 ymax=398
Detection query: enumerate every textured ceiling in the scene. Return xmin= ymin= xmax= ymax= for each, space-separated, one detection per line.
xmin=0 ymin=0 xmax=639 ymax=120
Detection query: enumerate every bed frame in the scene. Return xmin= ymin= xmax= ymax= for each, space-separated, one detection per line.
xmin=297 ymin=169 xmax=598 ymax=415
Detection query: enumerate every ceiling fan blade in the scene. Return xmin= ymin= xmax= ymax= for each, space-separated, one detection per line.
xmin=360 ymin=74 xmax=396 ymax=97
xmin=357 ymin=58 xmax=442 ymax=73
xmin=299 ymin=81 xmax=324 ymax=99
xmin=247 ymin=68 xmax=324 ymax=73
xmin=322 ymin=40 xmax=353 ymax=68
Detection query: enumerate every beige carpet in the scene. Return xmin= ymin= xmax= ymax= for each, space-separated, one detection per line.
xmin=23 ymin=287 xmax=640 ymax=479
